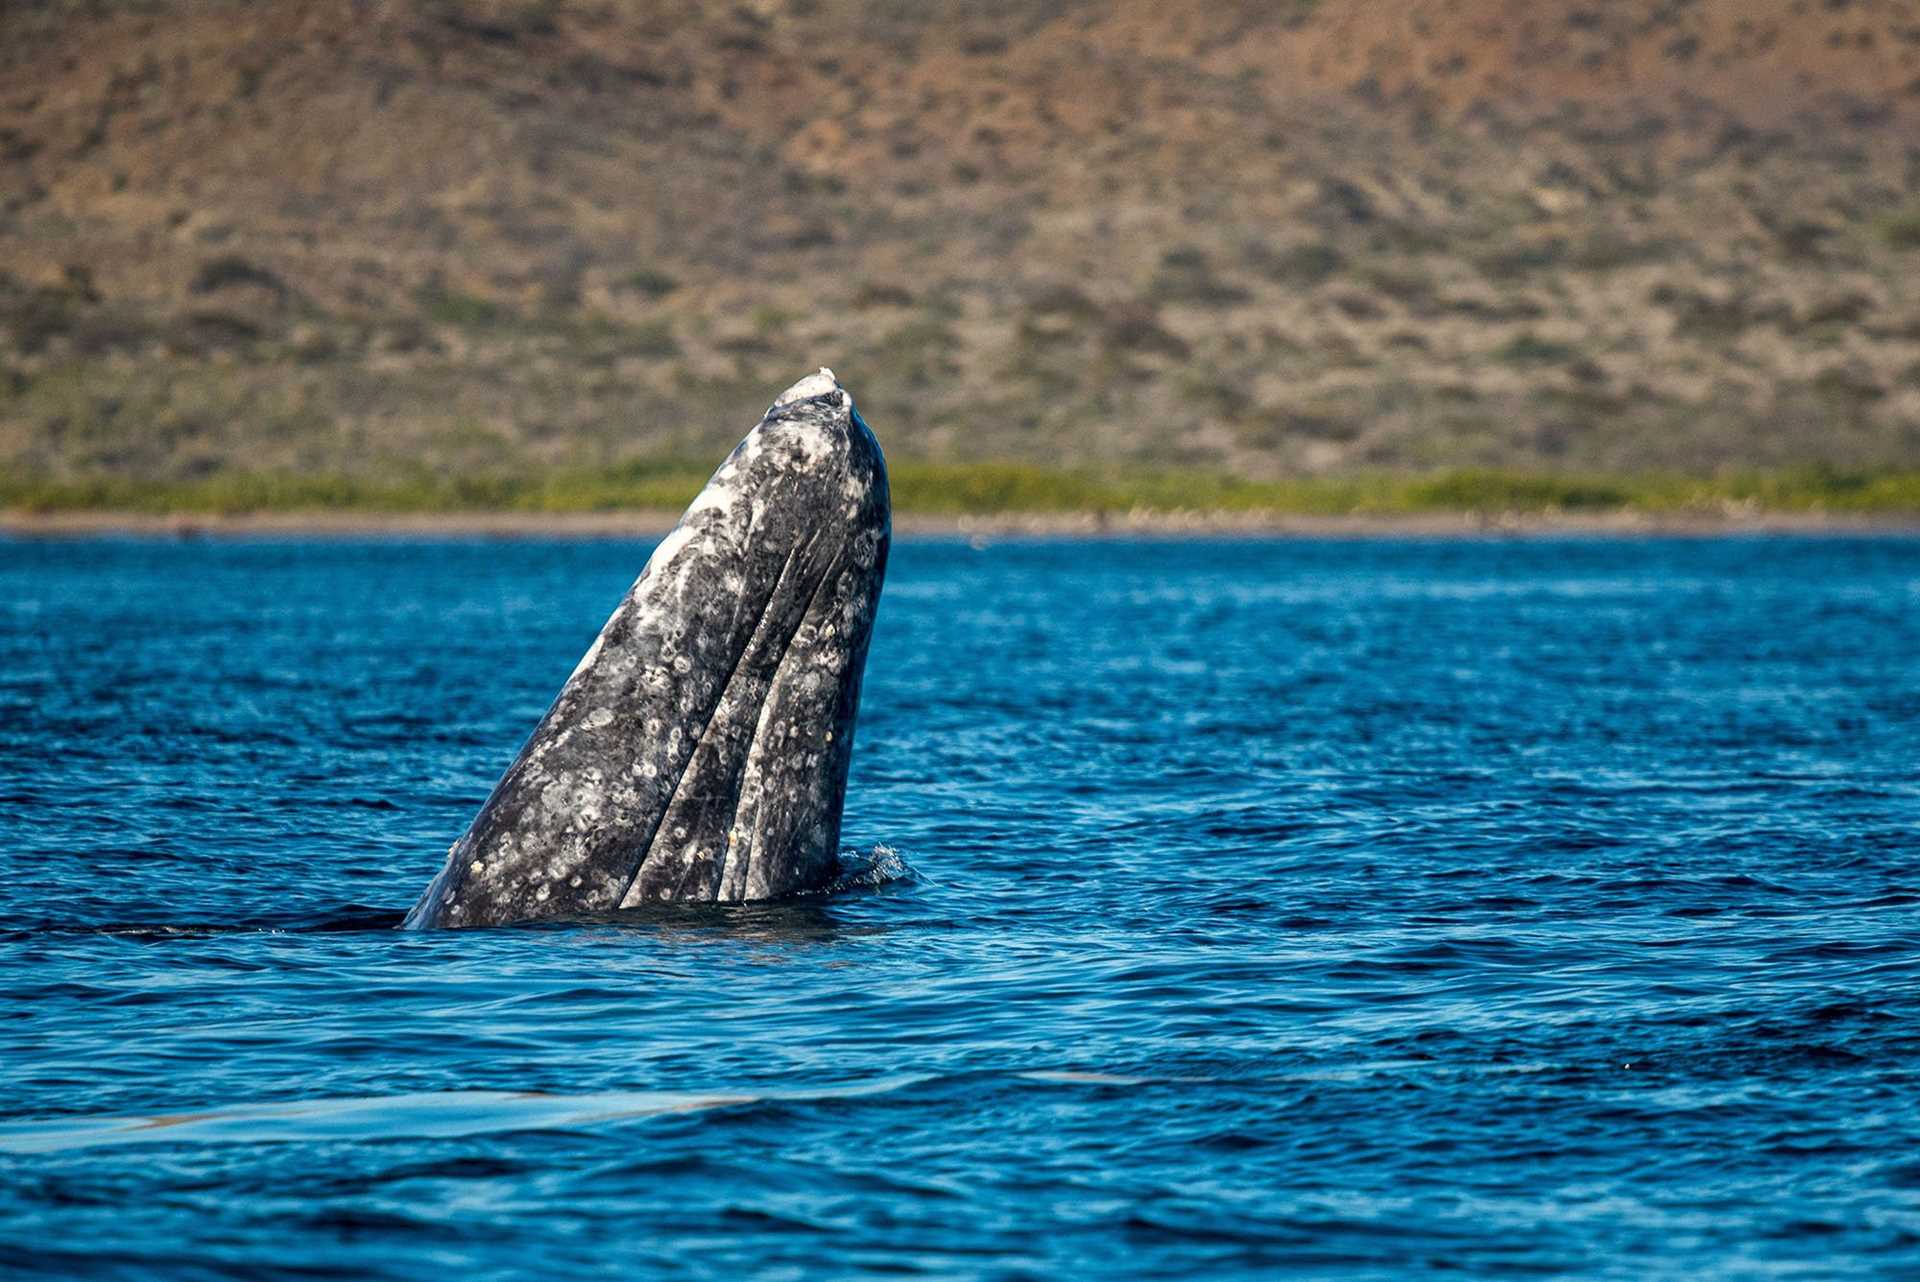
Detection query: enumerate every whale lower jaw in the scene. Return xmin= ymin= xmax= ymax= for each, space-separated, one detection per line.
xmin=405 ymin=371 xmax=890 ymax=929
xmin=615 ymin=527 xmax=859 ymax=908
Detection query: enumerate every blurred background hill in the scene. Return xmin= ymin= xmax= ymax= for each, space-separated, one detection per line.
xmin=5 ymin=0 xmax=1920 ymax=514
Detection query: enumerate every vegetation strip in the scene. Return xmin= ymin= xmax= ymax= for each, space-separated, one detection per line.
xmin=6 ymin=466 xmax=1920 ymax=519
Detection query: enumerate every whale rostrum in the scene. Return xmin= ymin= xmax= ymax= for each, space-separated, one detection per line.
xmin=405 ymin=369 xmax=890 ymax=928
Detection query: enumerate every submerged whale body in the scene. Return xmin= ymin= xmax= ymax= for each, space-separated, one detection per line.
xmin=405 ymin=369 xmax=889 ymax=928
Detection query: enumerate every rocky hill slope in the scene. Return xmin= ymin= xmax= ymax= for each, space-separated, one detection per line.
xmin=5 ymin=0 xmax=1920 ymax=486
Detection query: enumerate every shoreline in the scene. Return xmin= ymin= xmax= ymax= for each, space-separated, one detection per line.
xmin=5 ymin=508 xmax=1920 ymax=539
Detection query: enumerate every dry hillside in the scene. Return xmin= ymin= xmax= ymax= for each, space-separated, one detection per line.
xmin=5 ymin=0 xmax=1920 ymax=485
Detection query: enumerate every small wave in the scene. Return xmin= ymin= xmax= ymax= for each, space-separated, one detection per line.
xmin=0 ymin=1076 xmax=928 ymax=1156
xmin=3 ymin=1069 xmax=1232 ymax=1156
xmin=1019 ymin=1070 xmax=1154 ymax=1086
xmin=5 ymin=905 xmax=407 ymax=940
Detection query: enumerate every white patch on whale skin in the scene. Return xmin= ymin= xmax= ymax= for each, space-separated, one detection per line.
xmin=762 ymin=406 xmax=842 ymax=469
xmin=646 ymin=524 xmax=699 ymax=575
xmin=772 ymin=367 xmax=840 ymax=406
xmin=567 ymin=634 xmax=605 ymax=682
xmin=684 ymin=480 xmax=738 ymax=518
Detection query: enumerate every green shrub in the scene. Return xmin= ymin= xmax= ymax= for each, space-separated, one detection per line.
xmin=190 ymin=255 xmax=288 ymax=297
xmin=1245 ymin=240 xmax=1344 ymax=287
xmin=1496 ymin=333 xmax=1579 ymax=365
xmin=417 ymin=283 xmax=509 ymax=328
xmin=624 ymin=268 xmax=679 ymax=298
xmin=1149 ymin=246 xmax=1253 ymax=307
xmin=1876 ymin=209 xmax=1920 ymax=249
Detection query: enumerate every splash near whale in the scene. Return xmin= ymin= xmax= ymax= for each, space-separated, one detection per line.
xmin=405 ymin=369 xmax=889 ymax=928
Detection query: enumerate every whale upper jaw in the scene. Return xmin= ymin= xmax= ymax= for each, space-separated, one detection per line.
xmin=404 ymin=370 xmax=890 ymax=929
xmin=773 ymin=367 xmax=842 ymax=407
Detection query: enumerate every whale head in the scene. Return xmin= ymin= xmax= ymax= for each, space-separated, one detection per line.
xmin=406 ymin=369 xmax=890 ymax=927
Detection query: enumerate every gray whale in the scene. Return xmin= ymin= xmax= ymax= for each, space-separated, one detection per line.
xmin=405 ymin=369 xmax=889 ymax=928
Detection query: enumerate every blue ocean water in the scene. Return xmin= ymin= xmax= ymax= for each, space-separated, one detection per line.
xmin=0 ymin=534 xmax=1916 ymax=1279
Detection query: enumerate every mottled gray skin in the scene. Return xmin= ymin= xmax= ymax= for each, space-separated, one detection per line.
xmin=405 ymin=369 xmax=889 ymax=928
